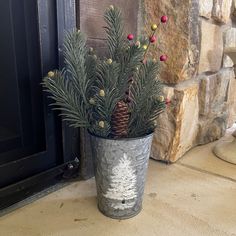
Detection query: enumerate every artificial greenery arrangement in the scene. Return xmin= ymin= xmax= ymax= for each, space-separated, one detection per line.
xmin=42 ymin=5 xmax=168 ymax=139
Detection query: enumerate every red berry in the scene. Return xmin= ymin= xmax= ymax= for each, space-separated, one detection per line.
xmin=149 ymin=36 xmax=157 ymax=43
xmin=127 ymin=34 xmax=134 ymax=41
xmin=161 ymin=15 xmax=168 ymax=23
xmin=160 ymin=55 xmax=168 ymax=62
xmin=165 ymin=98 xmax=171 ymax=105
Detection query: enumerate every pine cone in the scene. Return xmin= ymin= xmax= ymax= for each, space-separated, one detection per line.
xmin=111 ymin=100 xmax=130 ymax=138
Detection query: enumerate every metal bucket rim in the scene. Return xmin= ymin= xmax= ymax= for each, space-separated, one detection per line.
xmin=88 ymin=131 xmax=154 ymax=142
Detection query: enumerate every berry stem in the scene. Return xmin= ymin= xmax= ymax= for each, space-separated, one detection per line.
xmin=156 ymin=46 xmax=165 ymax=54
xmin=143 ymin=22 xmax=161 ymax=62
xmin=143 ymin=30 xmax=156 ymax=61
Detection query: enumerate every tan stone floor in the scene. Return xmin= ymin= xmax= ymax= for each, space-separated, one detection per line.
xmin=1 ymin=134 xmax=236 ymax=236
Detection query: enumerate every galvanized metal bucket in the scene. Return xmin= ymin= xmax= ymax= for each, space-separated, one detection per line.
xmin=89 ymin=133 xmax=153 ymax=219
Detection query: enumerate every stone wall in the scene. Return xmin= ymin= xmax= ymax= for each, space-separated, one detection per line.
xmin=142 ymin=0 xmax=236 ymax=162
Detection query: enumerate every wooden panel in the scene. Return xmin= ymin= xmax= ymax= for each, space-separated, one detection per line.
xmin=79 ymin=0 xmax=139 ymax=39
xmin=77 ymin=1 xmax=139 ymax=178
xmin=87 ymin=38 xmax=107 ymax=57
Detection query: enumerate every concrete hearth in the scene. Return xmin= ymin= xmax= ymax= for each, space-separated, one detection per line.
xmin=1 ymin=138 xmax=236 ymax=235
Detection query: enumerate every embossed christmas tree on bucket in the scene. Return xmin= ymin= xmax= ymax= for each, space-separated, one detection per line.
xmin=42 ymin=5 xmax=168 ymax=219
xmin=104 ymin=154 xmax=138 ymax=210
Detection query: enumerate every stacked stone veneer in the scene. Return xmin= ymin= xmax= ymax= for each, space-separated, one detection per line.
xmin=142 ymin=0 xmax=236 ymax=162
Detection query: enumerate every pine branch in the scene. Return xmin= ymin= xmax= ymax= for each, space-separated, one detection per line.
xmin=85 ymin=54 xmax=97 ymax=95
xmin=63 ymin=30 xmax=91 ymax=100
xmin=128 ymin=61 xmax=165 ymax=137
xmin=63 ymin=30 xmax=97 ymax=127
xmin=90 ymin=61 xmax=123 ymax=137
xmin=42 ymin=71 xmax=89 ymax=128
xmin=42 ymin=7 xmax=166 ymax=139
xmin=104 ymin=7 xmax=146 ymax=97
xmin=104 ymin=6 xmax=127 ymax=60
xmin=134 ymin=98 xmax=165 ymax=137
xmin=117 ymin=44 xmax=145 ymax=96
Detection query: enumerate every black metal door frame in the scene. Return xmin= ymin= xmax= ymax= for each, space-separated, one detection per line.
xmin=38 ymin=0 xmax=79 ymax=164
xmin=0 ymin=0 xmax=79 ymax=210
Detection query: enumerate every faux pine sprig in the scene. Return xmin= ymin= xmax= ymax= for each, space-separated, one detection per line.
xmin=42 ymin=5 xmax=169 ymax=138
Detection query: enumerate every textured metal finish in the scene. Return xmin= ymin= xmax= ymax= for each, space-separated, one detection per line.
xmin=90 ymin=133 xmax=153 ymax=219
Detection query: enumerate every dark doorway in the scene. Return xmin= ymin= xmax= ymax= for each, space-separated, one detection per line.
xmin=0 ymin=0 xmax=78 ymax=210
